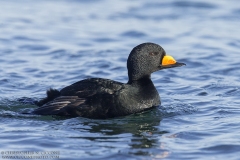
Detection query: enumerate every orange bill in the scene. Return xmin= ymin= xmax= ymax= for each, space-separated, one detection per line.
xmin=162 ymin=55 xmax=177 ymax=65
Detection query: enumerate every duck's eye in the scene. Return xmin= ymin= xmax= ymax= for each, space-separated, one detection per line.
xmin=149 ymin=52 xmax=158 ymax=56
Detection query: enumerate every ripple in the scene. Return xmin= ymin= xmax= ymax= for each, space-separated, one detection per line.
xmin=197 ymin=91 xmax=208 ymax=96
xmin=0 ymin=49 xmax=13 ymax=54
xmin=202 ymin=144 xmax=240 ymax=153
xmin=159 ymin=102 xmax=197 ymax=118
xmin=172 ymin=1 xmax=217 ymax=9
xmin=93 ymin=38 xmax=117 ymax=43
xmin=12 ymin=36 xmax=41 ymax=42
xmin=121 ymin=30 xmax=146 ymax=38
xmin=228 ymin=41 xmax=240 ymax=48
xmin=19 ymin=45 xmax=50 ymax=51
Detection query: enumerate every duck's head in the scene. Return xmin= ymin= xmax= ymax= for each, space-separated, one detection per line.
xmin=127 ymin=42 xmax=185 ymax=83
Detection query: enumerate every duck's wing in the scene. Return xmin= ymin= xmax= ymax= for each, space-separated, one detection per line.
xmin=60 ymin=78 xmax=123 ymax=97
xmin=33 ymin=78 xmax=124 ymax=118
xmin=33 ymin=96 xmax=85 ymax=116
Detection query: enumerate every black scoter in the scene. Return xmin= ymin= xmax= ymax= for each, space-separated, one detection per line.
xmin=33 ymin=42 xmax=185 ymax=119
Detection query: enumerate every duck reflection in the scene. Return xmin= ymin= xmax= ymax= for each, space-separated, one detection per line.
xmin=62 ymin=108 xmax=170 ymax=157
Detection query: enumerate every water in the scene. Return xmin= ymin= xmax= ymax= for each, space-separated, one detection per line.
xmin=0 ymin=0 xmax=240 ymax=159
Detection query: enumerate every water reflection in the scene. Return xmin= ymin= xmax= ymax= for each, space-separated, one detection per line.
xmin=60 ymin=109 xmax=171 ymax=157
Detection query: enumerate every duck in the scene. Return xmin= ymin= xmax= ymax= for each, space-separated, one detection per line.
xmin=33 ymin=42 xmax=185 ymax=119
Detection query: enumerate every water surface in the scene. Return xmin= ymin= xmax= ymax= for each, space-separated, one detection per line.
xmin=0 ymin=0 xmax=240 ymax=159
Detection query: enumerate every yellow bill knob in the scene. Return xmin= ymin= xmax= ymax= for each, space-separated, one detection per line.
xmin=162 ymin=55 xmax=177 ymax=65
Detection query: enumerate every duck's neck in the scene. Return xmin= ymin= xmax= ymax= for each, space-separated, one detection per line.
xmin=127 ymin=75 xmax=153 ymax=87
xmin=128 ymin=76 xmax=159 ymax=100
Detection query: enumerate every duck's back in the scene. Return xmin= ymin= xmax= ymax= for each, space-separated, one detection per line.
xmin=34 ymin=78 xmax=126 ymax=118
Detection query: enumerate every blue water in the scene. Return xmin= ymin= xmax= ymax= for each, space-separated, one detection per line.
xmin=0 ymin=0 xmax=240 ymax=159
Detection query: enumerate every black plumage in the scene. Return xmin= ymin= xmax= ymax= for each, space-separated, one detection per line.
xmin=33 ymin=42 xmax=185 ymax=119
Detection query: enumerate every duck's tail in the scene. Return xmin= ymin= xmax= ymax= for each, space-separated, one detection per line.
xmin=35 ymin=88 xmax=61 ymax=106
